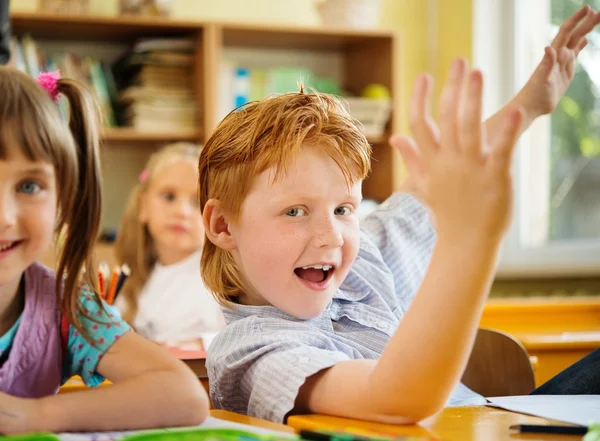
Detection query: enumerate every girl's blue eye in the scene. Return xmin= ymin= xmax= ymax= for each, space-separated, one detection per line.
xmin=286 ymin=207 xmax=306 ymax=217
xmin=334 ymin=206 xmax=352 ymax=216
xmin=18 ymin=181 xmax=41 ymax=195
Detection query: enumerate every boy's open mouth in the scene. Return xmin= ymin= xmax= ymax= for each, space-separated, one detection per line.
xmin=294 ymin=264 xmax=334 ymax=283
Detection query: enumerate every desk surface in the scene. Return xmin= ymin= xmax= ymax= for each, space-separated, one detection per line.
xmin=210 ymin=409 xmax=296 ymax=433
xmin=288 ymin=406 xmax=579 ymax=441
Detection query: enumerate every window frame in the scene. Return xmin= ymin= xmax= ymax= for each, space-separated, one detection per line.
xmin=473 ymin=0 xmax=600 ymax=278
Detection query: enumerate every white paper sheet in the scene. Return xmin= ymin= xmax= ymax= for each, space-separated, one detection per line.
xmin=487 ymin=395 xmax=600 ymax=426
xmin=58 ymin=416 xmax=296 ymax=441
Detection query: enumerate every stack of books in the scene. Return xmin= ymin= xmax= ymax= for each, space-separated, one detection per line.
xmin=113 ymin=38 xmax=200 ymax=132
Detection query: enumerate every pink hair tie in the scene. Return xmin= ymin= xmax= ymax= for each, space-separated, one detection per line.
xmin=36 ymin=71 xmax=61 ymax=102
xmin=139 ymin=169 xmax=149 ymax=183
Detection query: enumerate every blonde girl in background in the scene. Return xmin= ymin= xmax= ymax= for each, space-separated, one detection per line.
xmin=116 ymin=143 xmax=225 ymax=350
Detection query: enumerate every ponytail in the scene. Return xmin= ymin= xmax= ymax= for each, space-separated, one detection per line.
xmin=55 ymin=79 xmax=103 ymax=338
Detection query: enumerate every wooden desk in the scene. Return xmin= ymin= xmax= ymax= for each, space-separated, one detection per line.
xmin=211 ymin=410 xmax=296 ymax=434
xmin=288 ymin=407 xmax=580 ymax=441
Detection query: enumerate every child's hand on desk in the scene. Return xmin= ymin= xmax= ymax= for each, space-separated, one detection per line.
xmin=391 ymin=61 xmax=523 ymax=244
xmin=514 ymin=5 xmax=600 ymax=124
xmin=0 ymin=391 xmax=40 ymax=434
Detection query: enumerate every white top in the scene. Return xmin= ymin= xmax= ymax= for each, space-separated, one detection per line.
xmin=117 ymin=251 xmax=226 ymax=348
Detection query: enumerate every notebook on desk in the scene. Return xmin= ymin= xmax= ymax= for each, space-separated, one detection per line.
xmin=4 ymin=416 xmax=296 ymax=441
xmin=487 ymin=395 xmax=600 ymax=427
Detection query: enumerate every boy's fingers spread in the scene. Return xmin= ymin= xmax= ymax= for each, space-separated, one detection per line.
xmin=390 ymin=135 xmax=424 ymax=178
xmin=575 ymin=37 xmax=589 ymax=56
xmin=389 ymin=133 xmax=404 ymax=148
xmin=557 ymin=47 xmax=570 ymax=65
xmin=459 ymin=70 xmax=484 ymax=156
xmin=568 ymin=8 xmax=600 ymax=49
xmin=544 ymin=45 xmax=556 ymax=62
xmin=552 ymin=5 xmax=590 ymax=48
xmin=533 ymin=47 xmax=556 ymax=82
xmin=566 ymin=51 xmax=576 ymax=79
xmin=489 ymin=107 xmax=524 ymax=169
xmin=408 ymin=74 xmax=438 ymax=158
xmin=541 ymin=46 xmax=557 ymax=78
xmin=438 ymin=58 xmax=466 ymax=149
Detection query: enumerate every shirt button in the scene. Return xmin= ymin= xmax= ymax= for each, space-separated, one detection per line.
xmin=298 ymin=356 xmax=310 ymax=364
xmin=377 ymin=320 xmax=387 ymax=328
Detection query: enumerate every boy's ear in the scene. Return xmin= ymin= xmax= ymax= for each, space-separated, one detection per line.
xmin=203 ymin=199 xmax=237 ymax=251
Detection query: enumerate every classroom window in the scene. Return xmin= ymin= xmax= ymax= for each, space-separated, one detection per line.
xmin=474 ymin=0 xmax=600 ymax=277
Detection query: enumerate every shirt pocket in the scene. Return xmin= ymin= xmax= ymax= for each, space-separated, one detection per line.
xmin=332 ymin=300 xmax=397 ymax=338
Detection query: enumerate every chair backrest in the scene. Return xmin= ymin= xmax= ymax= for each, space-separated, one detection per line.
xmin=461 ymin=328 xmax=535 ymax=397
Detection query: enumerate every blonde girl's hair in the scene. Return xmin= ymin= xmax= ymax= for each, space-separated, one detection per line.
xmin=115 ymin=142 xmax=202 ymax=323
xmin=0 ymin=67 xmax=103 ymax=340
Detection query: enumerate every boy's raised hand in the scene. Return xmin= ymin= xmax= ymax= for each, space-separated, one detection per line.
xmin=392 ymin=60 xmax=523 ymax=245
xmin=516 ymin=5 xmax=600 ymax=121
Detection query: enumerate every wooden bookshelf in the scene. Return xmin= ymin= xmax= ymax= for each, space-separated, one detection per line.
xmin=10 ymin=11 xmax=401 ymax=220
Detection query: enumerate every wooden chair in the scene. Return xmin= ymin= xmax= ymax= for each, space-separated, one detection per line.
xmin=461 ymin=328 xmax=536 ymax=397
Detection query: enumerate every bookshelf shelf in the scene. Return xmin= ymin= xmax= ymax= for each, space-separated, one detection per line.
xmin=101 ymin=128 xmax=203 ymax=143
xmin=222 ymin=23 xmax=395 ymax=50
xmin=10 ymin=12 xmax=201 ymax=41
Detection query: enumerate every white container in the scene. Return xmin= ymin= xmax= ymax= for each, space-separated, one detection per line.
xmin=316 ymin=0 xmax=383 ymax=29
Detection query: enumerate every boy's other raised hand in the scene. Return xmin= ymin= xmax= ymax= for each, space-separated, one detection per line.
xmin=515 ymin=5 xmax=600 ymax=121
xmin=391 ymin=59 xmax=523 ymax=246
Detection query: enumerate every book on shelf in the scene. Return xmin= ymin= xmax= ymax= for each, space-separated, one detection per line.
xmin=124 ymin=103 xmax=198 ymax=120
xmin=123 ymin=118 xmax=200 ymax=132
xmin=10 ymin=33 xmax=118 ymax=128
xmin=113 ymin=37 xmax=200 ymax=132
xmin=218 ymin=63 xmax=342 ymax=120
xmin=119 ymin=85 xmax=195 ymax=102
